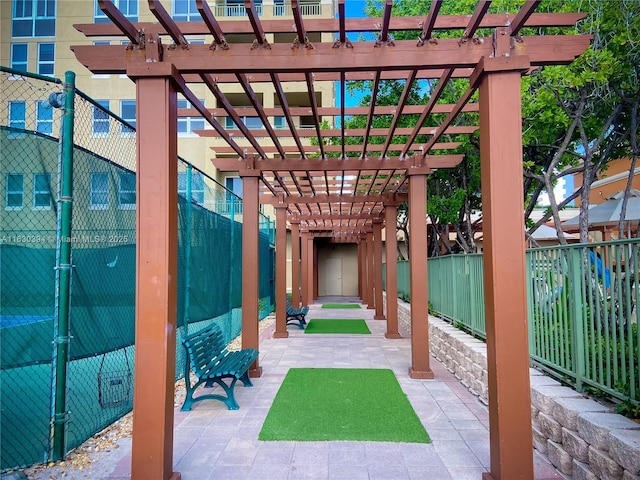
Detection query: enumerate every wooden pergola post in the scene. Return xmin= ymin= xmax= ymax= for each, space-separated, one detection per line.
xmin=312 ymin=237 xmax=318 ymax=300
xmin=408 ymin=172 xmax=433 ymax=379
xmin=373 ymin=218 xmax=385 ymax=320
xmin=241 ymin=173 xmax=262 ymax=377
xmin=273 ymin=204 xmax=289 ymax=338
xmin=476 ymin=54 xmax=534 ymax=480
xmin=357 ymin=239 xmax=363 ymax=300
xmin=384 ymin=201 xmax=401 ymax=338
xmin=366 ymin=231 xmax=374 ymax=309
xmin=360 ymin=233 xmax=368 ymax=303
xmin=290 ymin=219 xmax=301 ymax=307
xmin=130 ymin=71 xmax=181 ymax=480
xmin=301 ymin=231 xmax=309 ymax=306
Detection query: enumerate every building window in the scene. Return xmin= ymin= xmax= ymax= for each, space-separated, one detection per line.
xmin=120 ymin=100 xmax=136 ymax=134
xmin=90 ymin=172 xmax=109 ymax=209
xmin=95 ymin=0 xmax=137 ymax=22
xmin=173 ymin=0 xmax=199 ymax=21
xmin=8 ymin=101 xmax=26 ymax=137
xmin=12 ymin=0 xmax=56 ymax=37
xmin=178 ymin=99 xmax=205 ymax=136
xmin=10 ymin=43 xmax=28 ymax=72
xmin=118 ymin=171 xmax=136 ymax=209
xmin=178 ymin=171 xmax=205 ymax=204
xmin=274 ymin=116 xmax=286 ymax=129
xmin=225 ymin=116 xmax=263 ymax=130
xmin=37 ymin=43 xmax=55 ymax=76
xmin=36 ymin=101 xmax=53 ymax=135
xmin=5 ymin=174 xmax=24 ymax=210
xmin=93 ymin=100 xmax=110 ymax=135
xmin=33 ymin=173 xmax=52 ymax=209
xmin=226 ymin=177 xmax=243 ymax=198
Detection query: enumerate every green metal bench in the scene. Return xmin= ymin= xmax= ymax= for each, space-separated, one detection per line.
xmin=286 ymin=297 xmax=309 ymax=329
xmin=181 ymin=324 xmax=258 ymax=411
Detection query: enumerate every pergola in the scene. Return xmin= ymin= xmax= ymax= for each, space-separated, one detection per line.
xmin=72 ymin=1 xmax=591 ymax=479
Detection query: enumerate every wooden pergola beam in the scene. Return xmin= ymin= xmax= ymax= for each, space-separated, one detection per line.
xmin=72 ymin=36 xmax=592 ymax=75
xmin=199 ymin=126 xmax=478 ymax=138
xmin=182 ymin=104 xmax=480 ymax=118
xmin=212 ymin=155 xmax=463 ymax=172
xmin=211 ymin=142 xmax=462 ymax=155
xmin=182 ymin=69 xmax=476 ymax=83
xmin=295 ymin=213 xmax=379 ymax=221
xmin=74 ymin=12 xmax=587 ymax=37
xmin=261 ymin=194 xmax=407 ymax=205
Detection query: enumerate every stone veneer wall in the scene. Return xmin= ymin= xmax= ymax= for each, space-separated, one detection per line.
xmin=384 ymin=293 xmax=640 ymax=479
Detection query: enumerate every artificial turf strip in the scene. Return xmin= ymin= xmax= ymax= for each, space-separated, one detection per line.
xmin=304 ymin=319 xmax=371 ymax=334
xmin=321 ymin=303 xmax=361 ymax=309
xmin=259 ymin=368 xmax=430 ymax=443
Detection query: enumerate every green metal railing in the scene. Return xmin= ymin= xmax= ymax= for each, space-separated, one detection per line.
xmin=1 ymin=67 xmax=275 ymax=472
xmin=388 ymin=238 xmax=639 ymax=406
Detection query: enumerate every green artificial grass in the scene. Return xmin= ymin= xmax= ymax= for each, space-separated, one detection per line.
xmin=304 ymin=319 xmax=371 ymax=334
xmin=259 ymin=368 xmax=430 ymax=443
xmin=321 ymin=303 xmax=361 ymax=309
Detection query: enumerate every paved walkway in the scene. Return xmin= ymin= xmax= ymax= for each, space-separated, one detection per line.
xmin=25 ymin=297 xmax=565 ymax=480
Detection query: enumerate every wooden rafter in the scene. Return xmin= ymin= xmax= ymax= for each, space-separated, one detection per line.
xmin=74 ymin=0 xmax=591 ymax=235
xmin=417 ymin=0 xmax=443 ymax=46
xmin=148 ymin=0 xmax=188 ymax=47
xmin=195 ymin=0 xmax=228 ymax=50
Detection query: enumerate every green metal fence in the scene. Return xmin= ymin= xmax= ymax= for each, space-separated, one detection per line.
xmin=390 ymin=238 xmax=639 ymax=407
xmin=0 ymin=67 xmax=275 ymax=472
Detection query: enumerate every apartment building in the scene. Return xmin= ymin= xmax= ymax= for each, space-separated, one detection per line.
xmin=0 ymin=0 xmax=335 ymax=194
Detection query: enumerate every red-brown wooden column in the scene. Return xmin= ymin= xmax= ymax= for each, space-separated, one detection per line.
xmin=273 ymin=204 xmax=288 ymax=338
xmin=309 ymin=235 xmax=316 ymax=302
xmin=359 ymin=234 xmax=368 ymax=303
xmin=241 ymin=173 xmax=262 ymax=377
xmin=312 ymin=237 xmax=318 ymax=300
xmin=408 ymin=172 xmax=434 ymax=379
xmin=357 ymin=239 xmax=363 ymax=300
xmin=301 ymin=231 xmax=309 ymax=306
xmin=130 ymin=73 xmax=180 ymax=480
xmin=366 ymin=231 xmax=374 ymax=309
xmin=384 ymin=202 xmax=401 ymax=338
xmin=373 ymin=218 xmax=385 ymax=320
xmin=290 ymin=219 xmax=301 ymax=307
xmin=477 ymin=56 xmax=533 ymax=480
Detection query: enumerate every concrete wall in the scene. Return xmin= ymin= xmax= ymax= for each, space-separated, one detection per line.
xmin=386 ymin=292 xmax=640 ymax=479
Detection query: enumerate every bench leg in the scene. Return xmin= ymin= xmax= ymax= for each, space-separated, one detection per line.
xmin=181 ymin=377 xmax=241 ymax=410
xmin=238 ymin=370 xmax=253 ymax=388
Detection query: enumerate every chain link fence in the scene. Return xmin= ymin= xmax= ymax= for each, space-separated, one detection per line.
xmin=0 ymin=67 xmax=275 ymax=472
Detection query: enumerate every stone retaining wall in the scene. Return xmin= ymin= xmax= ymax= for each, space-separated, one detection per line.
xmin=384 ymin=293 xmax=640 ymax=479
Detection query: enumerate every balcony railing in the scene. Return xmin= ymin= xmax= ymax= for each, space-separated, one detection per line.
xmin=216 ymin=3 xmax=263 ymax=16
xmin=273 ymin=2 xmax=322 ymax=16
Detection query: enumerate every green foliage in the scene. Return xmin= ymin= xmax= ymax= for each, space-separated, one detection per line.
xmin=398 ymin=291 xmax=410 ymax=303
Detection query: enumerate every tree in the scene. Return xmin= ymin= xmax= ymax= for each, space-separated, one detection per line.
xmin=521 ymin=0 xmax=640 ymax=243
xmin=347 ymin=0 xmax=639 ymax=254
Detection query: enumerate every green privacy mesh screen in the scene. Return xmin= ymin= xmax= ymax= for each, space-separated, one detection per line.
xmin=0 ymin=68 xmax=275 ymax=471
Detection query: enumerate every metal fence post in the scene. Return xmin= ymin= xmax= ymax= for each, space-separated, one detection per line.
xmin=183 ymin=165 xmax=192 ymax=336
xmin=568 ymin=247 xmax=585 ymax=392
xmin=51 ymin=71 xmax=75 ymax=461
xmin=228 ymin=197 xmax=235 ymax=327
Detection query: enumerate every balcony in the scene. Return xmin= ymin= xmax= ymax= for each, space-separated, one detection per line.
xmin=273 ymin=2 xmax=322 ymax=16
xmin=216 ymin=3 xmax=263 ymax=16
